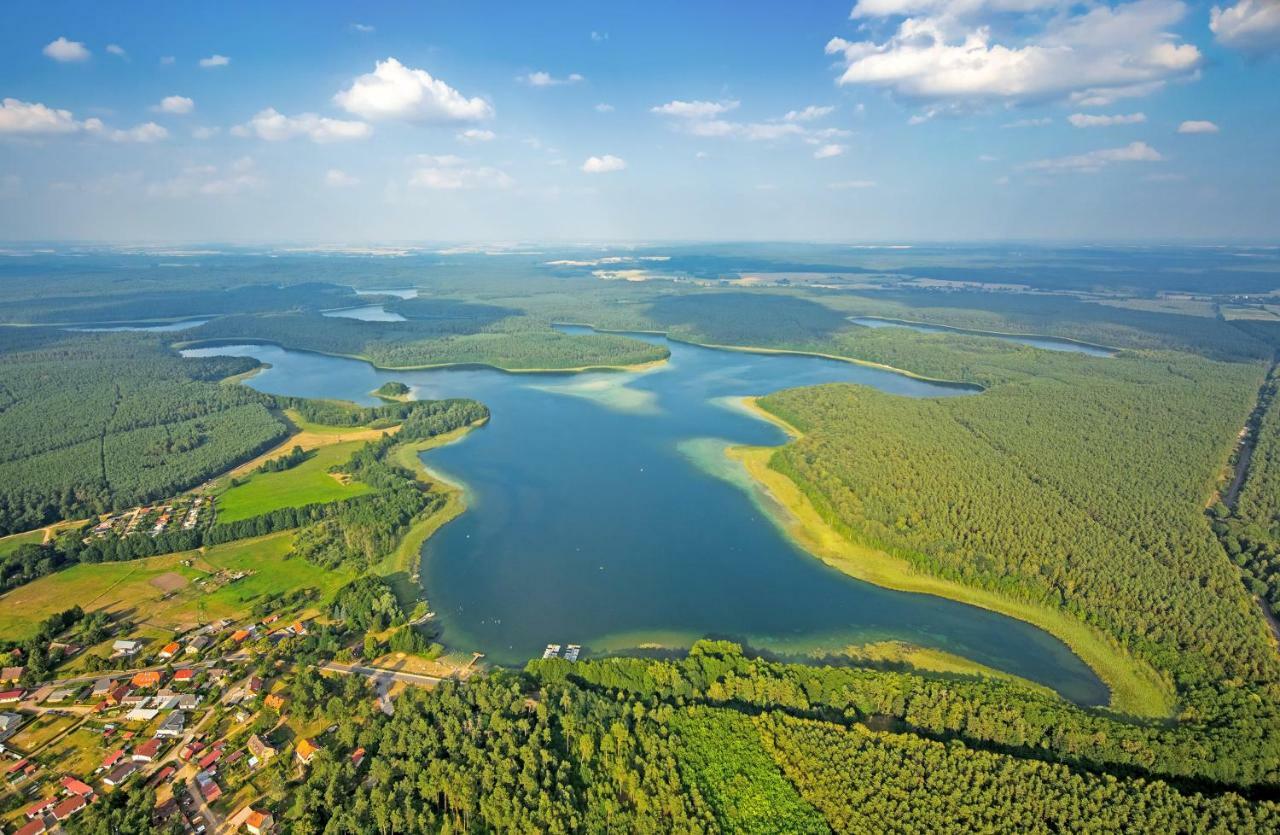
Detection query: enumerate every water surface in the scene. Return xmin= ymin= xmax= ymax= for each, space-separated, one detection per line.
xmin=71 ymin=318 xmax=210 ymax=332
xmin=323 ymin=305 xmax=407 ymax=322
xmin=183 ymin=331 xmax=1107 ymax=704
xmin=849 ymin=316 xmax=1114 ymax=356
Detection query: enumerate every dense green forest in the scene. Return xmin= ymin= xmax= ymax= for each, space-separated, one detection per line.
xmin=181 ymin=311 xmax=669 ymax=370
xmin=759 ymin=347 xmax=1275 ymax=711
xmin=272 ymin=644 xmax=1279 ymax=834
xmin=0 ymin=328 xmax=288 ymax=534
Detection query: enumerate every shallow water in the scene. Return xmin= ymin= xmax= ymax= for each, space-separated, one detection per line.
xmin=183 ymin=329 xmax=1108 ymax=704
xmin=848 ymin=316 xmax=1114 ymax=356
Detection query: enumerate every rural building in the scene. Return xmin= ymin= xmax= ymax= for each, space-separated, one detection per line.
xmin=186 ymin=636 xmax=211 ymax=654
xmin=48 ymin=687 xmax=80 ymax=702
xmin=156 ymin=710 xmax=185 ymax=738
xmin=0 ymin=689 xmax=25 ymax=704
xmin=245 ymin=809 xmax=275 ymax=834
xmin=158 ymin=642 xmax=180 ymax=659
xmin=130 ymin=670 xmax=161 ymax=689
xmin=50 ymin=794 xmax=87 ymax=821
xmin=295 ymin=738 xmax=320 ymax=764
xmin=25 ymin=797 xmax=56 ymax=819
xmin=91 ymin=678 xmax=114 ymax=697
xmin=1 ymin=666 xmax=24 ymax=683
xmin=0 ymin=712 xmax=25 ymax=740
xmin=13 ymin=817 xmax=47 ymax=835
xmin=264 ymin=693 xmax=286 ymax=711
xmin=60 ymin=776 xmax=94 ymax=798
xmin=111 ymin=640 xmax=142 ymax=657
xmin=247 ymin=734 xmax=277 ymax=761
xmin=100 ymin=749 xmax=124 ymax=770
xmin=198 ymin=774 xmax=223 ymax=803
xmin=103 ymin=761 xmax=138 ymax=786
xmin=173 ymin=668 xmax=196 ymax=684
xmin=132 ymin=739 xmax=163 ymax=762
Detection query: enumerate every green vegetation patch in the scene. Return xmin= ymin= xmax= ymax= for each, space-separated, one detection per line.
xmin=215 ymin=440 xmax=374 ymax=523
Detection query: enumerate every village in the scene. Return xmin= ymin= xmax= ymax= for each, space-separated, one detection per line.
xmin=0 ymin=611 xmax=424 ymax=835
xmin=87 ymin=496 xmax=214 ymax=542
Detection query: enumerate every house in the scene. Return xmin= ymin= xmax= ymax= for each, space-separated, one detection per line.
xmin=0 ymin=711 xmax=25 ymax=740
xmin=295 ymin=738 xmax=320 ymax=764
xmin=105 ymin=685 xmax=131 ymax=706
xmin=0 ymin=689 xmax=25 ymax=704
xmin=246 ymin=734 xmax=277 ymax=761
xmin=245 ymin=809 xmax=275 ymax=834
xmin=130 ymin=670 xmax=161 ymax=689
xmin=29 ymin=685 xmax=54 ymax=704
xmin=186 ymin=636 xmax=211 ymax=654
xmin=60 ymin=776 xmax=94 ymax=798
xmin=248 ymin=676 xmax=264 ymax=694
xmin=91 ymin=678 xmax=114 ymax=697
xmin=179 ymin=741 xmax=204 ymax=761
xmin=351 ymin=747 xmax=366 ymax=768
xmin=7 ymin=757 xmax=29 ymax=777
xmin=197 ymin=774 xmax=223 ymax=803
xmin=47 ymin=687 xmax=80 ymax=703
xmin=51 ymin=794 xmax=87 ymax=821
xmin=197 ymin=748 xmax=222 ymax=771
xmin=103 ymin=761 xmax=138 ymax=786
xmin=124 ymin=707 xmax=158 ymax=722
xmin=1 ymin=666 xmax=24 ymax=683
xmin=225 ymin=749 xmax=245 ymax=767
xmin=120 ymin=691 xmax=148 ymax=707
xmin=14 ymin=817 xmax=47 ymax=835
xmin=176 ymin=693 xmax=200 ymax=710
xmin=25 ymin=797 xmax=56 ymax=819
xmin=146 ymin=765 xmax=176 ymax=788
xmin=173 ymin=668 xmax=196 ymax=684
xmin=158 ymin=642 xmax=180 ymax=660
xmin=156 ymin=711 xmax=185 ymax=738
xmin=132 ymin=739 xmax=162 ymax=762
xmin=231 ymin=629 xmax=252 ymax=643
xmin=286 ymin=620 xmax=309 ymax=636
xmin=263 ymin=693 xmax=286 ymax=711
xmin=100 ymin=749 xmax=125 ymax=771
xmin=111 ymin=639 xmax=142 ymax=657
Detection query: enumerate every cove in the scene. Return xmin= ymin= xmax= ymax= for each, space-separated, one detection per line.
xmin=848 ymin=316 xmax=1115 ymax=356
xmin=183 ymin=330 xmax=1108 ymax=705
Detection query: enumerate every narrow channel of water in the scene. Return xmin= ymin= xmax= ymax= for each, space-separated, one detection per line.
xmin=849 ymin=316 xmax=1114 ymax=356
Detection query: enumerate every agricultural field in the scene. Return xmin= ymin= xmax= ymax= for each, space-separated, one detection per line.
xmin=213 ymin=441 xmax=375 ymax=524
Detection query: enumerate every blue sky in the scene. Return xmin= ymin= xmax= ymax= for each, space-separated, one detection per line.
xmin=0 ymin=0 xmax=1277 ymax=242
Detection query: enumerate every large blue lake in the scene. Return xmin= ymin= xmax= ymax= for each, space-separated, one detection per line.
xmin=184 ymin=329 xmax=1107 ymax=704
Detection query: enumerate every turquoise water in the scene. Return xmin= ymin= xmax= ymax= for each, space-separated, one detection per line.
xmin=183 ymin=331 xmax=1107 ymax=704
xmin=848 ymin=316 xmax=1114 ymax=356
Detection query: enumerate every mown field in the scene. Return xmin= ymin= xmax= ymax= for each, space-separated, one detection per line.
xmin=214 ymin=440 xmax=374 ymax=523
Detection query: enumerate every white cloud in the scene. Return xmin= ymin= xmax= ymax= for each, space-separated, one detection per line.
xmin=826 ymin=0 xmax=1201 ymax=108
xmin=335 ymin=58 xmax=493 ymax=122
xmin=1067 ymin=112 xmax=1146 ymax=127
xmin=43 ymin=37 xmax=90 ymax=63
xmin=150 ymin=157 xmax=261 ymax=197
xmin=231 ymin=108 xmax=372 ymax=142
xmin=0 ymin=98 xmax=81 ymax=135
xmin=595 ymin=103 xmax=615 ymax=113
xmin=829 ymin=179 xmax=877 ymax=189
xmin=457 ymin=128 xmax=496 ymax=143
xmin=154 ymin=95 xmax=195 ymax=115
xmin=814 ymin=143 xmax=847 ymax=159
xmin=85 ymin=120 xmax=169 ymax=143
xmin=199 ymin=54 xmax=230 ymax=68
xmin=106 ymin=44 xmax=128 ymax=60
xmin=1211 ymin=0 xmax=1280 ymax=54
xmin=408 ymin=155 xmax=514 ymax=189
xmin=591 ymin=31 xmax=609 ymax=41
xmin=351 ymin=22 xmax=375 ymax=33
xmin=582 ymin=154 xmax=627 ymax=173
xmin=1002 ymin=117 xmax=1052 ymax=128
xmin=650 ymin=99 xmax=739 ymax=118
xmin=325 ymin=169 xmax=360 ymax=187
xmin=1023 ymin=140 xmax=1163 ymax=172
xmin=784 ymin=105 xmax=836 ymax=122
xmin=519 ymin=71 xmax=585 ymax=87
xmin=191 ymin=126 xmax=219 ymax=140
xmin=1177 ymin=119 xmax=1220 ymax=134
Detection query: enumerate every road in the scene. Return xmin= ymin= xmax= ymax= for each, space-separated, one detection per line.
xmin=318 ymin=661 xmax=447 ymax=688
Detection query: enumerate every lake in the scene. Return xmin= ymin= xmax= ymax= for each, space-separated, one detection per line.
xmin=183 ymin=329 xmax=1108 ymax=704
xmin=848 ymin=316 xmax=1115 ymax=356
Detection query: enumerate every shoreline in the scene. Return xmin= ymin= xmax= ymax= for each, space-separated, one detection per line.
xmin=726 ymin=395 xmax=1175 ymax=718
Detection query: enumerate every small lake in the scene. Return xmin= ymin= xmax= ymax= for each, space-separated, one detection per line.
xmin=71 ymin=318 xmax=210 ymax=332
xmin=322 ymin=305 xmax=407 ymax=322
xmin=849 ymin=316 xmax=1114 ymax=356
xmin=183 ymin=329 xmax=1107 ymax=704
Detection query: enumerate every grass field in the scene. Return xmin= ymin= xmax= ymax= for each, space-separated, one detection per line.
xmin=7 ymin=713 xmax=78 ymax=754
xmin=727 ymin=396 xmax=1175 ymax=718
xmin=0 ymin=527 xmax=44 ymax=557
xmin=0 ymin=533 xmax=355 ymax=642
xmin=214 ymin=439 xmax=374 ymax=523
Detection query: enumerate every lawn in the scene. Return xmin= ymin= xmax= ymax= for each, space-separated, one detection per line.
xmin=0 ymin=528 xmax=44 ymax=557
xmin=0 ymin=533 xmax=355 ymax=642
xmin=8 ymin=714 xmax=79 ymax=754
xmin=214 ymin=440 xmax=373 ymax=523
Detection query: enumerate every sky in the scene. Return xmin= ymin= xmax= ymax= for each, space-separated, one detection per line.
xmin=0 ymin=0 xmax=1277 ymax=243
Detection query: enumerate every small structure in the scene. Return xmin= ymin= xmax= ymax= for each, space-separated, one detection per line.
xmin=0 ymin=689 xmax=25 ymax=704
xmin=245 ymin=809 xmax=275 ymax=834
xmin=0 ymin=711 xmax=25 ymax=741
xmin=564 ymin=644 xmax=581 ymax=663
xmin=1 ymin=665 xmax=24 ymax=683
xmin=111 ymin=640 xmax=142 ymax=658
xmin=100 ymin=750 xmax=125 ymax=771
xmin=103 ymin=761 xmax=138 ymax=786
xmin=246 ymin=734 xmax=277 ymax=761
xmin=158 ymin=642 xmax=180 ymax=660
xmin=264 ymin=693 xmax=286 ymax=712
xmin=51 ymin=794 xmax=87 ymax=822
xmin=132 ymin=739 xmax=163 ymax=762
xmin=130 ymin=670 xmax=161 ymax=689
xmin=91 ymin=678 xmax=114 ymax=697
xmin=156 ymin=711 xmax=185 ymax=738
xmin=186 ymin=636 xmax=211 ymax=655
xmin=60 ymin=776 xmax=94 ymax=798
xmin=350 ymin=747 xmax=366 ymax=768
xmin=173 ymin=668 xmax=196 ymax=685
xmin=295 ymin=738 xmax=320 ymax=764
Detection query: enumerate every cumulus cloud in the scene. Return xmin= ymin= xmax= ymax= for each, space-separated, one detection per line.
xmin=581 ymin=154 xmax=627 ymax=173
xmin=814 ymin=143 xmax=847 ymax=159
xmin=43 ymin=37 xmax=90 ymax=63
xmin=149 ymin=157 xmax=261 ymax=197
xmin=595 ymin=103 xmax=615 ymax=113
xmin=154 ymin=95 xmax=195 ymax=115
xmin=519 ymin=71 xmax=585 ymax=86
xmin=324 ymin=169 xmax=360 ymax=187
xmin=1022 ymin=140 xmax=1163 ymax=172
xmin=106 ymin=44 xmax=128 ymax=60
xmin=408 ymin=155 xmax=514 ymax=189
xmin=351 ymin=22 xmax=375 ymax=33
xmin=784 ymin=105 xmax=836 ymax=122
xmin=335 ymin=58 xmax=493 ymax=122
xmin=1002 ymin=117 xmax=1052 ymax=127
xmin=85 ymin=120 xmax=169 ymax=143
xmin=1177 ymin=119 xmax=1220 ymax=133
xmin=0 ymin=98 xmax=81 ymax=135
xmin=457 ymin=128 xmax=495 ymax=143
xmin=231 ymin=108 xmax=371 ymax=142
xmin=1211 ymin=0 xmax=1280 ymax=54
xmin=650 ymin=99 xmax=740 ymax=118
xmin=199 ymin=54 xmax=230 ymax=68
xmin=1067 ymin=112 xmax=1146 ymax=127
xmin=826 ymin=0 xmax=1201 ymax=109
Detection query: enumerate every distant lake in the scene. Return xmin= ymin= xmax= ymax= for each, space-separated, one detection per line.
xmin=353 ymin=287 xmax=418 ymax=300
xmin=71 ymin=318 xmax=210 ymax=332
xmin=848 ymin=316 xmax=1114 ymax=356
xmin=322 ymin=305 xmax=407 ymax=322
xmin=183 ymin=328 xmax=1107 ymax=705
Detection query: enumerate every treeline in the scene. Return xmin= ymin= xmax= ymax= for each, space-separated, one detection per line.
xmin=0 ymin=328 xmax=288 ymax=534
xmin=182 ymin=311 xmax=670 ymax=370
xmin=530 ymin=642 xmax=1280 ymax=790
xmin=758 ymin=347 xmax=1278 ymax=713
xmin=257 ymin=445 xmax=310 ymax=474
xmin=270 ymin=647 xmax=1278 ymax=834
